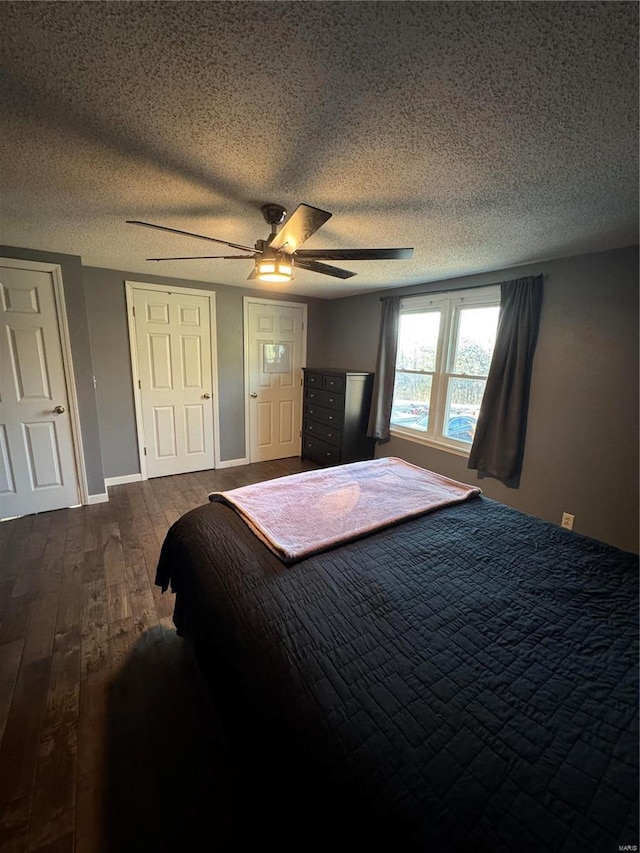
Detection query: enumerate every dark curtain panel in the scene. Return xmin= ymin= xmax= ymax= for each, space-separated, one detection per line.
xmin=468 ymin=275 xmax=543 ymax=484
xmin=367 ymin=295 xmax=400 ymax=441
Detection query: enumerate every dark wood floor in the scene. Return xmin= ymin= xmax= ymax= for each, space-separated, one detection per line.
xmin=0 ymin=457 xmax=316 ymax=853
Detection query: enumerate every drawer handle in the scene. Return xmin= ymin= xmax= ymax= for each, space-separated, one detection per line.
xmin=308 ymin=425 xmax=314 ymax=430
xmin=328 ymin=415 xmax=334 ymax=421
xmin=329 ymin=397 xmax=335 ymax=403
xmin=326 ymin=452 xmax=332 ymax=457
xmin=309 ymin=393 xmax=315 ymax=398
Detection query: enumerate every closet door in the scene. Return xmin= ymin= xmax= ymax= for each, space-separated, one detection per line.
xmin=0 ymin=260 xmax=80 ymax=517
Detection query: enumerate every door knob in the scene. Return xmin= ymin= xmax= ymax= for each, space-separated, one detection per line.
xmin=202 ymin=393 xmax=211 ymax=399
xmin=250 ymin=392 xmax=258 ymax=398
xmin=53 ymin=405 xmax=66 ymax=414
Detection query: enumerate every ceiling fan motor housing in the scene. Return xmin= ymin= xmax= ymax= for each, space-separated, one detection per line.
xmin=255 ymin=240 xmax=293 ymax=264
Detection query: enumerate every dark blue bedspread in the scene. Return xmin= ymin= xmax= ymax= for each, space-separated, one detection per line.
xmin=156 ymin=495 xmax=638 ymax=852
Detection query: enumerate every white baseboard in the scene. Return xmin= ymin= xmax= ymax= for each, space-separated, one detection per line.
xmin=106 ymin=463 xmax=249 ymax=482
xmin=216 ymin=457 xmax=249 ymax=469
xmin=87 ymin=492 xmax=109 ymax=505
xmin=105 ymin=473 xmax=143 ymax=487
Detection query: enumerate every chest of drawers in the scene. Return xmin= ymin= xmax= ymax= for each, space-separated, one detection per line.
xmin=301 ymin=368 xmax=375 ymax=467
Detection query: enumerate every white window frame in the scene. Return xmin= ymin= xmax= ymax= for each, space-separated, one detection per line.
xmin=390 ymin=285 xmax=500 ymax=456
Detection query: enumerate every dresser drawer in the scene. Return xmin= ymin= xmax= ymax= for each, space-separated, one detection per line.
xmin=302 ymin=436 xmax=340 ymax=466
xmin=322 ymin=374 xmax=346 ymax=394
xmin=303 ymin=419 xmax=341 ymax=446
xmin=304 ymin=402 xmax=343 ymax=428
xmin=304 ymin=387 xmax=343 ymax=410
xmin=304 ymin=372 xmax=324 ymax=389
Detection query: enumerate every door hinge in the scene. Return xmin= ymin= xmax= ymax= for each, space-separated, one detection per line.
xmin=143 ymin=447 xmax=147 ymax=456
xmin=132 ymin=306 xmax=136 ymax=317
xmin=138 ymin=379 xmax=141 ymax=389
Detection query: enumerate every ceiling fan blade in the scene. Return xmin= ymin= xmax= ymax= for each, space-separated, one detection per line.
xmin=126 ymin=220 xmax=256 ymax=253
xmin=146 ymin=255 xmax=254 ymax=261
xmin=246 ymin=268 xmax=258 ymax=281
xmin=294 ymin=247 xmax=414 ymax=261
xmin=294 ymin=258 xmax=355 ymax=280
xmin=269 ymin=204 xmax=332 ymax=253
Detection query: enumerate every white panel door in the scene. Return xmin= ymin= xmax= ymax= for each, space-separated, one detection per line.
xmin=0 ymin=262 xmax=80 ymax=518
xmin=133 ymin=288 xmax=215 ymax=477
xmin=247 ymin=302 xmax=304 ymax=462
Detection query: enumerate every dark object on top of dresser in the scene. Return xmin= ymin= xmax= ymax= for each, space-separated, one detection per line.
xmin=302 ymin=368 xmax=375 ymax=466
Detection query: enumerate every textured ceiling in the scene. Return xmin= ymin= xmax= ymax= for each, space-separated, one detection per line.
xmin=0 ymin=1 xmax=637 ymax=299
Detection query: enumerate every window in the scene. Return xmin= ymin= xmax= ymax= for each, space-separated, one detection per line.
xmin=390 ymin=286 xmax=500 ymax=453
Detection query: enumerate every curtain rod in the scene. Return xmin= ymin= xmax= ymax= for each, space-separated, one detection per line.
xmin=379 ymin=274 xmax=543 ymax=301
xmin=379 ymin=282 xmax=491 ymax=300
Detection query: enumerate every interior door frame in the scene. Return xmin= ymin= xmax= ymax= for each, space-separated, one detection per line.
xmin=1 ymin=256 xmax=89 ymax=509
xmin=243 ymin=296 xmax=308 ymax=464
xmin=125 ymin=280 xmax=220 ymax=480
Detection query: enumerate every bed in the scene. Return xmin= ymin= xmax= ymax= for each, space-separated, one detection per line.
xmin=156 ymin=459 xmax=638 ymax=852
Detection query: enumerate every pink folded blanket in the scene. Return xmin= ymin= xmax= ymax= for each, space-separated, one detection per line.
xmin=209 ymin=456 xmax=481 ymax=563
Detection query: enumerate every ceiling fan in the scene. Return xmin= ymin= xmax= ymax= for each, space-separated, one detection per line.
xmin=126 ymin=203 xmax=413 ymax=283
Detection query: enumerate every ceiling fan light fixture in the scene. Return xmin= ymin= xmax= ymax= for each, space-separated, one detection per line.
xmin=256 ymin=253 xmax=294 ymax=283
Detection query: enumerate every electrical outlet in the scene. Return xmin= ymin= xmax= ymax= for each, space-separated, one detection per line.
xmin=561 ymin=512 xmax=575 ymax=531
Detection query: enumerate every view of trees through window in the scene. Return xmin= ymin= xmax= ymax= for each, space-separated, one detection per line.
xmin=450 ymin=306 xmax=499 ymax=408
xmin=394 ymin=311 xmax=439 ymax=421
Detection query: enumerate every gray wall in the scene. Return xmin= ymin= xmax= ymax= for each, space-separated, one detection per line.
xmin=318 ymin=245 xmax=639 ymax=553
xmin=0 ymin=245 xmax=106 ymax=496
xmin=83 ymin=267 xmax=329 ymax=477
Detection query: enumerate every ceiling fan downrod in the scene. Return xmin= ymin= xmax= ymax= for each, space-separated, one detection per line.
xmin=261 ymin=203 xmax=287 ymax=239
